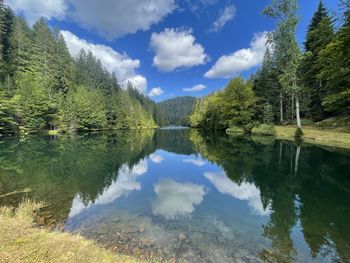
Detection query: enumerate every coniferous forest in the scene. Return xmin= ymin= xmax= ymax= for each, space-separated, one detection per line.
xmin=0 ymin=0 xmax=160 ymax=134
xmin=1 ymin=0 xmax=349 ymax=136
xmin=189 ymin=0 xmax=350 ymax=133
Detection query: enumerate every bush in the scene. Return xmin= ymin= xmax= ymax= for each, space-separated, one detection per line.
xmin=226 ymin=126 xmax=245 ymax=135
xmin=252 ymin=124 xmax=276 ymax=136
xmin=295 ymin=127 xmax=304 ymax=139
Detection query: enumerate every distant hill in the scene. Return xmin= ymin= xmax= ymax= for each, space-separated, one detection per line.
xmin=156 ymin=97 xmax=197 ymax=126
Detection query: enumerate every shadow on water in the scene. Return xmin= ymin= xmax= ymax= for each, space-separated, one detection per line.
xmin=0 ymin=129 xmax=350 ymax=262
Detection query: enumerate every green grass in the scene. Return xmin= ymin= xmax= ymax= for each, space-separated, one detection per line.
xmin=275 ymin=125 xmax=350 ymax=149
xmin=0 ymin=200 xmax=147 ymax=263
xmin=251 ymin=124 xmax=276 ymax=136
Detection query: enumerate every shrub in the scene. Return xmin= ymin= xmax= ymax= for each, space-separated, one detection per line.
xmin=226 ymin=126 xmax=245 ymax=135
xmin=295 ymin=127 xmax=304 ymax=139
xmin=252 ymin=124 xmax=276 ymax=136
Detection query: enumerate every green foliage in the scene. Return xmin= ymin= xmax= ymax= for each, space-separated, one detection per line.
xmin=294 ymin=127 xmax=304 ymax=139
xmin=299 ymin=1 xmax=334 ymax=120
xmin=226 ymin=126 xmax=245 ymax=135
xmin=189 ymin=77 xmax=256 ymax=131
xmin=0 ymin=3 xmax=157 ymax=135
xmin=220 ymin=77 xmax=256 ymax=128
xmin=263 ymin=102 xmax=274 ymax=124
xmin=0 ymin=84 xmax=17 ymax=133
xmin=252 ymin=124 xmax=276 ymax=136
xmin=157 ymin=96 xmax=196 ymax=126
xmin=317 ymin=5 xmax=350 ymax=115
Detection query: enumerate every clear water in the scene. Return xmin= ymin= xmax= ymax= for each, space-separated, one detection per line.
xmin=0 ymin=129 xmax=350 ymax=262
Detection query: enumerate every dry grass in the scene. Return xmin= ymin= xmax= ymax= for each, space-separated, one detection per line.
xmin=0 ymin=200 xmax=146 ymax=263
xmin=275 ymin=126 xmax=350 ymax=149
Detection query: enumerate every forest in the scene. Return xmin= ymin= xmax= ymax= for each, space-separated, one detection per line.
xmin=1 ymin=0 xmax=349 ymax=136
xmin=0 ymin=0 xmax=161 ymax=134
xmin=156 ymin=96 xmax=197 ymax=126
xmin=190 ymin=0 xmax=350 ymax=135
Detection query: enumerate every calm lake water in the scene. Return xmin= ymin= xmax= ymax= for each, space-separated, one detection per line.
xmin=1 ymin=129 xmax=350 ymax=262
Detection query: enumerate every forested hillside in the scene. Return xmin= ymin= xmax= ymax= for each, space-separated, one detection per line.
xmin=157 ymin=96 xmax=196 ymax=126
xmin=190 ymin=0 xmax=350 ymax=132
xmin=0 ymin=0 xmax=157 ymax=135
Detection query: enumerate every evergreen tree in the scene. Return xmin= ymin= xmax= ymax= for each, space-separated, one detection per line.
xmin=0 ymin=0 xmax=5 ymax=79
xmin=253 ymin=47 xmax=280 ymax=121
xmin=8 ymin=16 xmax=32 ymax=80
xmin=317 ymin=2 xmax=350 ymax=114
xmin=300 ymin=1 xmax=334 ymax=120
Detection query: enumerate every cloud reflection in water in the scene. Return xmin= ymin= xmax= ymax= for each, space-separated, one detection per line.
xmin=152 ymin=178 xmax=207 ymax=219
xmin=204 ymin=171 xmax=270 ymax=216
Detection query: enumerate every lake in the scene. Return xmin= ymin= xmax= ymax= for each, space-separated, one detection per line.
xmin=0 ymin=129 xmax=350 ymax=262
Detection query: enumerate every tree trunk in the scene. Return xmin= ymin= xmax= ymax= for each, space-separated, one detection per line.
xmin=280 ymin=90 xmax=284 ymax=123
xmin=295 ymin=94 xmax=301 ymax=128
xmin=291 ymin=93 xmax=294 ymax=120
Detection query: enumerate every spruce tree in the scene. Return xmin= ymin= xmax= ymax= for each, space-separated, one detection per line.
xmin=0 ymin=0 xmax=5 ymax=79
xmin=300 ymin=1 xmax=334 ymax=120
xmin=8 ymin=16 xmax=32 ymax=80
xmin=317 ymin=3 xmax=350 ymax=114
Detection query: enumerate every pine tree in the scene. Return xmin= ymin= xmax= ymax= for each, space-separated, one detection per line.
xmin=317 ymin=3 xmax=350 ymax=114
xmin=8 ymin=16 xmax=32 ymax=80
xmin=52 ymin=29 xmax=73 ymax=94
xmin=300 ymin=1 xmax=334 ymax=120
xmin=253 ymin=47 xmax=280 ymax=121
xmin=0 ymin=0 xmax=5 ymax=79
xmin=30 ymin=18 xmax=56 ymax=97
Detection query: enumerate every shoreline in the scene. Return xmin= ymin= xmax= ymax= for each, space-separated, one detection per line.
xmin=275 ymin=126 xmax=350 ymax=150
xmin=0 ymin=200 xmax=148 ymax=263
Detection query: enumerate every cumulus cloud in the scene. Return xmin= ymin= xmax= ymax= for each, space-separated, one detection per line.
xmin=204 ymin=32 xmax=268 ymax=79
xmin=69 ymin=160 xmax=148 ymax=218
xmin=204 ymin=171 xmax=270 ymax=216
xmin=183 ymin=84 xmax=206 ymax=92
xmin=183 ymin=158 xmax=206 ymax=166
xmin=148 ymin=87 xmax=164 ymax=97
xmin=210 ymin=5 xmax=236 ymax=32
xmin=5 ymin=0 xmax=67 ymax=25
xmin=6 ymin=0 xmax=176 ymax=39
xmin=149 ymin=153 xmax=164 ymax=163
xmin=150 ymin=28 xmax=209 ymax=72
xmin=152 ymin=179 xmax=207 ymax=219
xmin=61 ymin=30 xmax=147 ymax=93
xmin=68 ymin=0 xmax=176 ymax=39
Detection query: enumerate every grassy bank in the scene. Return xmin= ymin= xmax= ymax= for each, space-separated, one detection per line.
xmin=0 ymin=200 xmax=146 ymax=263
xmin=275 ymin=126 xmax=350 ymax=149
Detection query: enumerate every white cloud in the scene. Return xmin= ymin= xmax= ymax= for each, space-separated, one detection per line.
xmin=68 ymin=160 xmax=148 ymax=218
xmin=61 ymin=30 xmax=147 ymax=93
xmin=7 ymin=0 xmax=176 ymax=39
xmin=148 ymin=87 xmax=164 ymax=97
xmin=183 ymin=158 xmax=206 ymax=166
xmin=68 ymin=0 xmax=176 ymax=39
xmin=183 ymin=84 xmax=206 ymax=92
xmin=204 ymin=32 xmax=268 ymax=79
xmin=5 ymin=0 xmax=67 ymax=25
xmin=150 ymin=28 xmax=208 ymax=72
xmin=152 ymin=179 xmax=207 ymax=219
xmin=149 ymin=153 xmax=164 ymax=163
xmin=210 ymin=5 xmax=236 ymax=32
xmin=204 ymin=171 xmax=271 ymax=216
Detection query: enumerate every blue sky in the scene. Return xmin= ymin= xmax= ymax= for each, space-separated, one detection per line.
xmin=6 ymin=0 xmax=339 ymax=102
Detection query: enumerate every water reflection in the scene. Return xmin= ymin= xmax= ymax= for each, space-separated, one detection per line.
xmin=204 ymin=171 xmax=270 ymax=216
xmin=69 ymin=159 xmax=148 ymax=218
xmin=152 ymin=178 xmax=207 ymax=219
xmin=0 ymin=129 xmax=350 ymax=262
